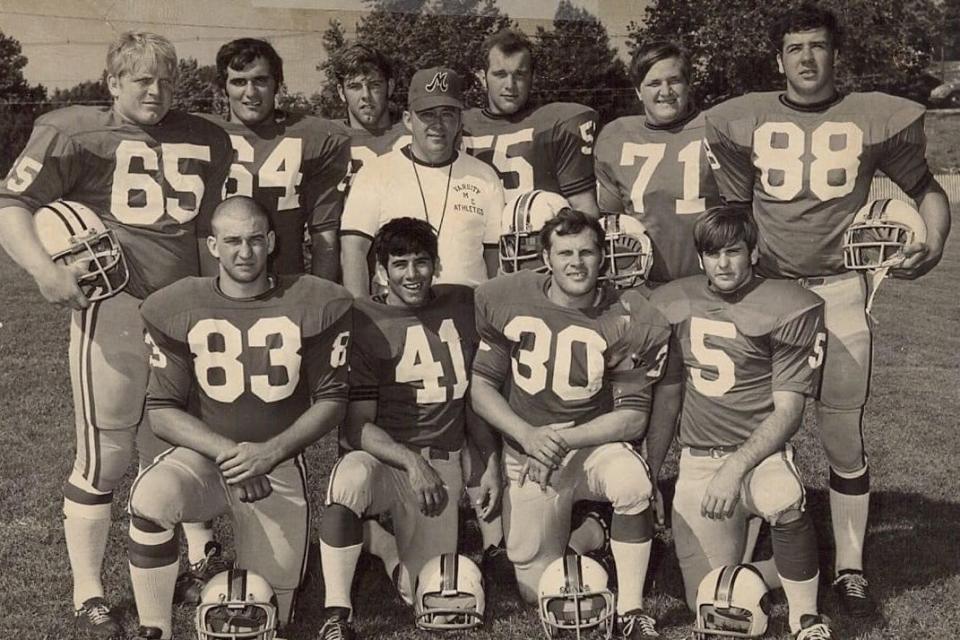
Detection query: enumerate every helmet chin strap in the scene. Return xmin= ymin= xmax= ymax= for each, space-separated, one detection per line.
xmin=865 ymin=265 xmax=891 ymax=316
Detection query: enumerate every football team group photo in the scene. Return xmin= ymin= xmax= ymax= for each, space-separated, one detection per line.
xmin=0 ymin=1 xmax=957 ymax=639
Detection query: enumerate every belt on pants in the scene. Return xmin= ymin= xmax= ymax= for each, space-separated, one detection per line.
xmin=403 ymin=443 xmax=456 ymax=461
xmin=795 ymin=271 xmax=860 ymax=288
xmin=685 ymin=444 xmax=741 ymax=458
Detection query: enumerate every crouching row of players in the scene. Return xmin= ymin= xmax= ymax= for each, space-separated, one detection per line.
xmin=41 ymin=190 xmax=921 ymax=639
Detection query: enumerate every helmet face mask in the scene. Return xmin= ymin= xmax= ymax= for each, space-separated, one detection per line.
xmin=843 ymin=199 xmax=927 ymax=271
xmin=414 ymin=554 xmax=485 ymax=631
xmin=195 ymin=570 xmax=278 ymax=640
xmin=34 ymin=200 xmax=129 ymax=301
xmin=499 ymin=190 xmax=571 ymax=275
xmin=598 ymin=213 xmax=653 ymax=289
xmin=538 ymin=554 xmax=615 ymax=640
xmin=694 ymin=565 xmax=770 ymax=639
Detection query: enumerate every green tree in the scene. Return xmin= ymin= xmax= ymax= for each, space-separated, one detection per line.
xmin=628 ymin=0 xmax=941 ymax=107
xmin=50 ymin=76 xmax=110 ymax=106
xmin=0 ymin=29 xmax=47 ymax=176
xmin=532 ymin=0 xmax=632 ymax=123
xmin=172 ymin=57 xmax=222 ymax=114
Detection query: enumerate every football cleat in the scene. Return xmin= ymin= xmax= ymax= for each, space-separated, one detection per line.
xmin=618 ymin=609 xmax=660 ymax=638
xmin=133 ymin=626 xmax=164 ymax=640
xmin=794 ymin=614 xmax=833 ymax=639
xmin=414 ymin=553 xmax=485 ymax=630
xmin=694 ymin=564 xmax=771 ymax=638
xmin=598 ymin=213 xmax=653 ymax=289
xmin=196 ymin=568 xmax=278 ymax=640
xmin=176 ymin=541 xmax=232 ymax=606
xmin=842 ymin=198 xmax=926 ymax=271
xmin=317 ymin=608 xmax=355 ymax=640
xmin=34 ymin=200 xmax=128 ymax=301
xmin=499 ymin=190 xmax=570 ymax=274
xmin=538 ymin=553 xmax=616 ymax=639
xmin=73 ymin=597 xmax=122 ymax=638
xmin=832 ymin=569 xmax=876 ymax=619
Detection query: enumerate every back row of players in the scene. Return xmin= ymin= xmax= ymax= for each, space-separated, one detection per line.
xmin=0 ymin=2 xmax=949 ymax=639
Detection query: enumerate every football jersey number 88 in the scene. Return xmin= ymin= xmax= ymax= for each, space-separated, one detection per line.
xmin=753 ymin=121 xmax=863 ymax=201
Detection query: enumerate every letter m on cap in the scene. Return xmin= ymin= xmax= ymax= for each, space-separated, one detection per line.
xmin=425 ymin=71 xmax=449 ymax=93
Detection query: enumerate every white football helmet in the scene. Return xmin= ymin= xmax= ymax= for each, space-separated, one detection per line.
xmin=598 ymin=213 xmax=653 ymax=289
xmin=34 ymin=200 xmax=128 ymax=301
xmin=499 ymin=189 xmax=570 ymax=274
xmin=843 ymin=198 xmax=927 ymax=271
xmin=694 ymin=565 xmax=771 ymax=639
xmin=414 ymin=553 xmax=485 ymax=630
xmin=195 ymin=569 xmax=278 ymax=640
xmin=538 ymin=554 xmax=615 ymax=640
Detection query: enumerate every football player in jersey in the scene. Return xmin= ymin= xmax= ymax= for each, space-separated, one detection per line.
xmin=650 ymin=205 xmax=833 ymax=639
xmin=704 ymin=3 xmax=951 ymax=617
xmin=471 ymin=208 xmax=670 ymax=638
xmin=317 ymin=218 xmax=500 ymax=640
xmin=128 ymin=197 xmax=352 ymax=640
xmin=0 ymin=32 xmax=231 ymax=636
xmin=200 ymin=38 xmax=351 ymax=280
xmin=463 ymin=28 xmax=599 ymax=215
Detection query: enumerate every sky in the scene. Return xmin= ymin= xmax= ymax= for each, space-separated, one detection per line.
xmin=1 ymin=0 xmax=647 ymax=95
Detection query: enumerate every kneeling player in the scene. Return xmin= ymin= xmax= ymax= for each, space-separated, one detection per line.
xmin=650 ymin=205 xmax=833 ymax=639
xmin=471 ymin=208 xmax=670 ymax=639
xmin=318 ymin=218 xmax=500 ymax=639
xmin=127 ymin=197 xmax=352 ymax=640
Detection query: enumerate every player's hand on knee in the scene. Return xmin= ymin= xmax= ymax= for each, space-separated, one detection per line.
xmin=701 ymin=464 xmax=743 ymax=520
xmin=407 ymin=457 xmax=448 ymax=517
xmin=476 ymin=453 xmax=503 ymax=519
xmin=34 ymin=262 xmax=89 ymax=310
xmin=518 ymin=457 xmax=554 ymax=491
xmin=892 ymin=240 xmax=939 ymax=279
xmin=218 ymin=441 xmax=281 ymax=483
xmin=520 ymin=422 xmax=574 ymax=469
xmin=232 ymin=475 xmax=273 ymax=503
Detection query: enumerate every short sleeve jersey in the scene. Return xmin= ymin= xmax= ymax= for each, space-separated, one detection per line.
xmin=0 ymin=106 xmax=232 ymax=298
xmin=349 ymin=285 xmax=477 ymax=451
xmin=473 ymin=271 xmax=670 ymax=449
xmin=595 ymin=109 xmax=721 ymax=282
xmin=336 ymin=120 xmax=410 ymax=197
xmin=650 ymin=276 xmax=825 ymax=448
xmin=462 ymin=102 xmax=598 ymax=202
xmin=704 ymin=92 xmax=933 ymax=278
xmin=198 ymin=112 xmax=351 ymax=274
xmin=141 ymin=275 xmax=352 ymax=443
xmin=340 ymin=146 xmax=504 ymax=287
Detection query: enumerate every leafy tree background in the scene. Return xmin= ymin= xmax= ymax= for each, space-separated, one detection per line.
xmin=0 ymin=30 xmax=48 ymax=176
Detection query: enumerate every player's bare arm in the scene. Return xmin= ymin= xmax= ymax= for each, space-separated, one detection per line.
xmin=340 ymin=234 xmax=372 ymax=296
xmin=465 ymin=406 xmax=502 ymax=518
xmin=311 ymin=228 xmax=340 ymax=281
xmin=701 ymin=390 xmax=806 ymax=521
xmin=345 ymin=398 xmax=448 ymax=517
xmin=556 ymin=407 xmax=649 ymax=451
xmin=638 ymin=379 xmax=682 ymax=482
xmin=470 ymin=373 xmax=572 ymax=468
xmin=895 ymin=181 xmax=952 ymax=279
xmin=566 ymin=190 xmax=599 ymax=217
xmin=0 ymin=205 xmax=87 ymax=309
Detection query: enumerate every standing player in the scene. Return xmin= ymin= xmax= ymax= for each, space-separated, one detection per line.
xmin=200 ymin=38 xmax=351 ymax=280
xmin=471 ymin=208 xmax=670 ymax=638
xmin=0 ymin=32 xmax=231 ymax=636
xmin=705 ymin=3 xmax=951 ymax=617
xmin=129 ymin=197 xmax=352 ymax=640
xmin=463 ymin=29 xmax=599 ymax=215
xmin=317 ymin=218 xmax=500 ymax=640
xmin=650 ymin=206 xmax=833 ymax=639
xmin=339 ymin=65 xmax=504 ymax=297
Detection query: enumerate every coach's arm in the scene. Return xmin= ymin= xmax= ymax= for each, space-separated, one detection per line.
xmin=340 ymin=234 xmax=372 ymax=297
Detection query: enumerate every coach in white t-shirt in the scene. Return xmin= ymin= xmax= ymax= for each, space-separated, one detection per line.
xmin=339 ymin=66 xmax=505 ymax=296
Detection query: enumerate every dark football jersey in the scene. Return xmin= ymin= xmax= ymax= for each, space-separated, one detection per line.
xmin=473 ymin=271 xmax=670 ymax=449
xmin=0 ymin=106 xmax=232 ymax=298
xmin=336 ymin=120 xmax=410 ymax=197
xmin=350 ymin=285 xmax=477 ymax=451
xmin=199 ymin=112 xmax=351 ymax=274
xmin=462 ymin=102 xmax=598 ymax=201
xmin=595 ymin=109 xmax=721 ymax=282
xmin=650 ymin=276 xmax=825 ymax=448
xmin=704 ymin=92 xmax=933 ymax=278
xmin=142 ymin=275 xmax=352 ymax=443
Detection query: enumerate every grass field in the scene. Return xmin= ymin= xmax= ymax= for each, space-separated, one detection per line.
xmin=1 ymin=224 xmax=958 ymax=640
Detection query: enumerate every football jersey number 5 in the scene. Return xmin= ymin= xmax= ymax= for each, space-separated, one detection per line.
xmin=463 ymin=130 xmax=534 ymax=197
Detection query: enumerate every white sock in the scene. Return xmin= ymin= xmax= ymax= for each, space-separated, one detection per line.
xmin=129 ymin=561 xmax=178 ymax=638
xmin=64 ymin=496 xmax=112 ymax=608
xmin=568 ymin=517 xmax=606 ymax=555
xmin=610 ymin=539 xmax=651 ymax=614
xmin=781 ymin=573 xmax=819 ymax=633
xmin=830 ymin=483 xmax=869 ymax=572
xmin=749 ymin=558 xmax=783 ymax=590
xmin=182 ymin=521 xmax=214 ymax=565
xmin=319 ymin=539 xmax=362 ymax=611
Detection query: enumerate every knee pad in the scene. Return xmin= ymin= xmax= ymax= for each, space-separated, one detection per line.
xmin=752 ymin=480 xmax=805 ymax=526
xmin=326 ymin=453 xmax=376 ymax=514
xmin=603 ymin=450 xmax=652 ymax=516
xmin=817 ymin=406 xmax=866 ymax=472
xmin=78 ymin=426 xmax=136 ymax=493
xmin=128 ymin=468 xmax=190 ymax=530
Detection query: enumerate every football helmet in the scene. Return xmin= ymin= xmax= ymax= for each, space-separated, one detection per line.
xmin=499 ymin=190 xmax=570 ymax=274
xmin=414 ymin=553 xmax=485 ymax=630
xmin=538 ymin=554 xmax=615 ymax=640
xmin=843 ymin=198 xmax=926 ymax=271
xmin=598 ymin=213 xmax=653 ymax=289
xmin=34 ymin=200 xmax=128 ymax=301
xmin=195 ymin=569 xmax=278 ymax=640
xmin=694 ymin=564 xmax=771 ymax=639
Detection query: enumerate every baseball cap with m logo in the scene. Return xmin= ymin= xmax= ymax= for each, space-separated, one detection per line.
xmin=408 ymin=66 xmax=464 ymax=111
